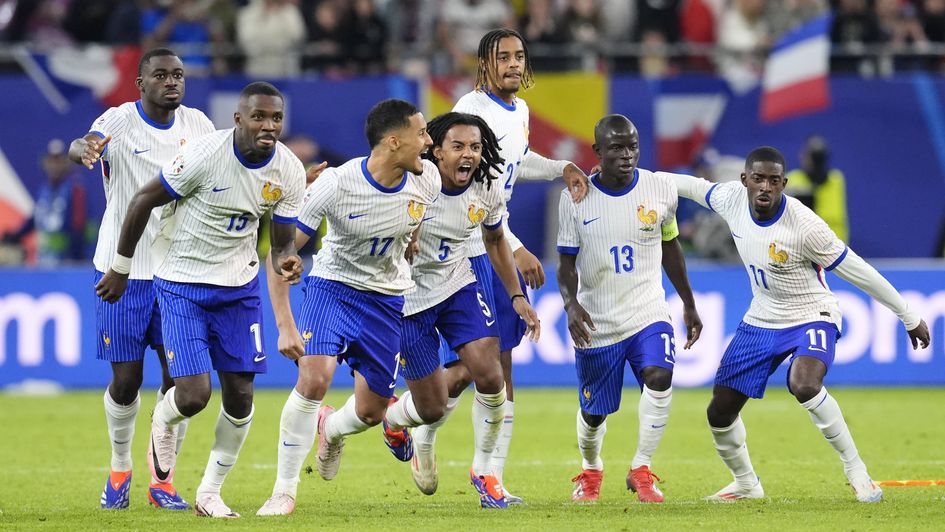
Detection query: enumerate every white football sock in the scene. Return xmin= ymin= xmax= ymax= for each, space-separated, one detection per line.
xmin=489 ymin=399 xmax=514 ymax=483
xmin=631 ymin=385 xmax=672 ymax=469
xmin=197 ymin=406 xmax=253 ymax=495
xmin=414 ymin=395 xmax=460 ymax=454
xmin=152 ymin=386 xmax=187 ymax=429
xmin=384 ymin=390 xmax=423 ymax=430
xmin=802 ymin=386 xmax=866 ymax=474
xmin=273 ymin=389 xmax=321 ymax=498
xmin=156 ymin=388 xmax=188 ymax=455
xmin=324 ymin=394 xmax=370 ymax=443
xmin=103 ymin=390 xmax=139 ymax=472
xmin=710 ymin=416 xmax=758 ymax=488
xmin=576 ymin=409 xmax=606 ymax=471
xmin=471 ymin=387 xmax=506 ymax=476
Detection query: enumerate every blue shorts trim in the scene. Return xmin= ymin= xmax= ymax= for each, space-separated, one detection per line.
xmin=401 ymin=282 xmax=497 ymax=381
xmin=715 ymin=321 xmax=839 ymax=399
xmin=298 ymin=276 xmax=404 ymax=398
xmin=574 ymin=321 xmax=675 ymax=416
xmin=154 ymin=277 xmax=265 ymax=378
xmin=95 ymin=270 xmax=163 ymax=362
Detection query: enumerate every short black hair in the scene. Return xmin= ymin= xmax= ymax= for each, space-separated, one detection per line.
xmin=593 ymin=114 xmax=635 ymax=145
xmin=138 ymin=48 xmax=178 ymax=76
xmin=423 ymin=112 xmax=504 ymax=190
xmin=745 ymin=146 xmax=786 ymax=170
xmin=476 ymin=28 xmax=534 ymax=92
xmin=240 ymin=81 xmax=284 ymax=101
xmin=365 ymin=99 xmax=420 ymax=148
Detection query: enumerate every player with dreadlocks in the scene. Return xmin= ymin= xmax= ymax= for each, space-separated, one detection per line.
xmin=396 ymin=27 xmax=588 ymax=505
xmin=379 ymin=112 xmax=540 ymax=509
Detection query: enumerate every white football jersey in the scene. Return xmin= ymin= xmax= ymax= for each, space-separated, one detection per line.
xmin=672 ymin=175 xmax=846 ymax=329
xmin=403 ymin=178 xmax=506 ymax=316
xmin=453 ymin=90 xmax=567 ymax=257
xmin=557 ymin=169 xmax=678 ymax=347
xmin=90 ymin=101 xmax=215 ymax=279
xmin=299 ymin=157 xmax=440 ymax=296
xmin=154 ymin=128 xmax=306 ymax=286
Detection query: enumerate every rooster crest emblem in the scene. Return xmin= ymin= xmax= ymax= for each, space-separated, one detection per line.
xmin=262 ymin=182 xmax=283 ymax=202
xmin=769 ymin=243 xmax=788 ymax=264
xmin=468 ymin=204 xmax=486 ymax=225
xmin=407 ymin=200 xmax=425 ymax=222
xmin=583 ymin=387 xmax=591 ymax=401
xmin=166 ymin=350 xmax=174 ymax=361
xmin=302 ymin=331 xmax=313 ymax=342
xmin=637 ymin=204 xmax=657 ymax=232
xmin=102 ymin=333 xmax=111 ymax=347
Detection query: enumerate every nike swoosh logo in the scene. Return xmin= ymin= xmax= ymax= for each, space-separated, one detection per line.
xmin=150 ymin=435 xmax=171 ymax=482
xmin=113 ymin=440 xmax=129 ymax=445
xmin=216 ymin=460 xmax=234 ymax=467
xmin=583 ymin=217 xmax=600 ymax=225
xmin=134 ymin=148 xmax=150 ymax=155
xmin=212 ymin=186 xmax=231 ymax=193
xmin=497 ymin=134 xmax=507 ymax=142
xmin=282 ymin=441 xmax=301 ymax=447
xmin=485 ymin=319 xmax=496 ymax=326
xmin=389 ymin=381 xmax=396 ymax=389
xmin=807 ymin=347 xmax=827 ymax=353
xmin=254 ymin=355 xmax=266 ymax=362
xmin=484 ymin=419 xmax=501 ymax=425
xmin=650 ymin=424 xmax=667 ymax=429
xmin=421 ymin=216 xmax=436 ymax=222
xmin=348 ymin=213 xmax=368 ymax=220
xmin=731 ymin=232 xmax=741 ymax=238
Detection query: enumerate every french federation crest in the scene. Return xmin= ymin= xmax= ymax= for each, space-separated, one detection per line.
xmin=637 ymin=204 xmax=657 ymax=232
xmin=262 ymin=181 xmax=283 ymax=203
xmin=769 ymin=243 xmax=788 ymax=264
xmin=407 ymin=200 xmax=426 ymax=222
xmin=468 ymin=204 xmax=486 ymax=225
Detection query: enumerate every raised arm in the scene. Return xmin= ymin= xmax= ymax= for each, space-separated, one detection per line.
xmin=94 ymin=177 xmax=175 ymax=303
xmin=661 ymin=237 xmax=702 ymax=348
xmin=518 ymin=150 xmax=588 ymax=202
xmin=483 ymin=223 xmax=539 ymax=342
xmin=831 ymin=249 xmax=929 ymax=349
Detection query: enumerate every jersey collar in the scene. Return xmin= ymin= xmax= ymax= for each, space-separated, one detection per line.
xmin=232 ymin=134 xmax=275 ymax=169
xmin=749 ymin=194 xmax=788 ymax=227
xmin=591 ymin=169 xmax=639 ymax=197
xmin=135 ymin=100 xmax=175 ymax=130
xmin=361 ymin=157 xmax=408 ymax=193
xmin=485 ymin=91 xmax=517 ymax=112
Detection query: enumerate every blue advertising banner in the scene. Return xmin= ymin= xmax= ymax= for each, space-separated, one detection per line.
xmin=1 ymin=263 xmax=942 ymax=390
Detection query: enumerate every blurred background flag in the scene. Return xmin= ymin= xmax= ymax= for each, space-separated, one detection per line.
xmin=654 ymin=77 xmax=728 ymax=169
xmin=760 ymin=13 xmax=833 ymax=124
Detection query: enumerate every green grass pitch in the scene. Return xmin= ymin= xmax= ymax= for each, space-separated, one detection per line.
xmin=2 ymin=388 xmax=943 ymax=530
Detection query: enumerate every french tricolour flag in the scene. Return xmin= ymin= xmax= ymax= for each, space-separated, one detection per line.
xmin=655 ymin=77 xmax=728 ymax=169
xmin=760 ymin=14 xmax=833 ymax=123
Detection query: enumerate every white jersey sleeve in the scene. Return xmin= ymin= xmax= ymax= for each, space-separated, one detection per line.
xmin=160 ymin=146 xmax=207 ymax=200
xmin=832 ymin=249 xmax=921 ymax=329
xmin=556 ymin=189 xmax=580 ymax=253
xmin=297 ymin=170 xmax=338 ymax=236
xmin=517 ymin=149 xmax=570 ymax=181
xmin=801 ymin=217 xmax=848 ymax=271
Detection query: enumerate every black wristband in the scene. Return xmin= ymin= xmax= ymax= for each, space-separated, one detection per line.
xmin=510 ymin=293 xmax=526 ymax=304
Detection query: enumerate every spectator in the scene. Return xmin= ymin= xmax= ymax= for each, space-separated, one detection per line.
xmin=766 ymin=0 xmax=828 ymax=39
xmin=598 ymin=0 xmax=636 ymax=42
xmin=343 ymin=0 xmax=388 ymax=74
xmin=141 ymin=0 xmax=226 ymax=75
xmin=437 ymin=0 xmax=514 ymax=75
xmin=716 ymin=0 xmax=769 ymax=89
xmin=63 ymin=0 xmax=118 ymax=43
xmin=921 ymin=0 xmax=945 ymax=41
xmin=562 ymin=0 xmax=603 ymax=47
xmin=376 ymin=0 xmax=439 ymax=76
xmin=785 ymin=135 xmax=850 ymax=242
xmin=875 ymin=0 xmax=926 ymax=44
xmin=304 ymin=0 xmax=348 ymax=75
xmin=3 ymin=139 xmax=88 ymax=266
xmin=636 ymin=0 xmax=681 ymax=43
xmin=831 ymin=0 xmax=883 ymax=74
xmin=237 ymin=0 xmax=307 ymax=77
xmin=680 ymin=0 xmax=722 ymax=72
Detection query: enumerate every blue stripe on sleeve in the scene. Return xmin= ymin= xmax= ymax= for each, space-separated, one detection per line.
xmin=297 ymin=221 xmax=317 ymax=236
xmin=557 ymin=246 xmax=579 ymax=255
xmin=825 ymin=247 xmax=849 ymax=271
xmin=483 ymin=220 xmax=502 ymax=230
xmin=272 ymin=214 xmax=297 ymax=225
xmin=159 ymin=172 xmax=182 ymax=200
xmin=705 ymin=183 xmax=719 ymax=212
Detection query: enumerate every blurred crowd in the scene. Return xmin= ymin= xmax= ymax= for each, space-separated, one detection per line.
xmin=0 ymin=0 xmax=944 ymax=78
